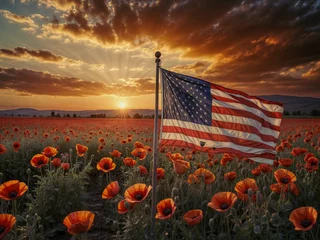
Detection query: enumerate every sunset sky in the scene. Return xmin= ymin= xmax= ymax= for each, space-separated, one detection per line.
xmin=0 ymin=0 xmax=319 ymax=110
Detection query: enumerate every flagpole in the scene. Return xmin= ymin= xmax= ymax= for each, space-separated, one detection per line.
xmin=151 ymin=51 xmax=161 ymax=238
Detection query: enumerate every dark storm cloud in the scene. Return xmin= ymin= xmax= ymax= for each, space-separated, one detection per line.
xmin=0 ymin=68 xmax=155 ymax=97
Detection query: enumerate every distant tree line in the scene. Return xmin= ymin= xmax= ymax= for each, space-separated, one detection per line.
xmin=283 ymin=109 xmax=320 ymax=116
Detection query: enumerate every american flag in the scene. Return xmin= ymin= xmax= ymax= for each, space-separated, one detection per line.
xmin=160 ymin=68 xmax=283 ymax=164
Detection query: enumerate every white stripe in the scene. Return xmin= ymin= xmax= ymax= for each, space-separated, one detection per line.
xmin=161 ymin=132 xmax=276 ymax=155
xmin=211 ymin=99 xmax=282 ymax=127
xmin=212 ymin=113 xmax=280 ymax=138
xmin=211 ymin=88 xmax=283 ymax=113
xmin=249 ymin=157 xmax=274 ymax=165
xmin=162 ymin=119 xmax=276 ymax=148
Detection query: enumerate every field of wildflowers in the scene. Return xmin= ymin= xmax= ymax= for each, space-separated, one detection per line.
xmin=0 ymin=117 xmax=319 ymax=240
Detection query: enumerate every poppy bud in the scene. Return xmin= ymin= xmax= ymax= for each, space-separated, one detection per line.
xmin=263 ymin=186 xmax=268 ymax=194
xmin=261 ymin=215 xmax=268 ymax=224
xmin=240 ymin=168 xmax=246 ymax=176
xmin=26 ymin=215 xmax=32 ymax=225
xmin=248 ymin=188 xmax=253 ymax=198
xmin=231 ymin=207 xmax=237 ymax=218
xmin=171 ymin=188 xmax=179 ymax=198
xmin=113 ymin=220 xmax=119 ymax=229
xmin=254 ymin=225 xmax=261 ymax=234
xmin=69 ymin=148 xmax=73 ymax=154
xmin=234 ymin=223 xmax=241 ymax=232
xmin=144 ymin=204 xmax=150 ymax=212
xmin=90 ymin=154 xmax=95 ymax=161
xmin=39 ymin=225 xmax=44 ymax=234
xmin=256 ymin=191 xmax=263 ymax=206
xmin=27 ymin=168 xmax=31 ymax=176
xmin=174 ymin=196 xmax=180 ymax=204
xmin=269 ymin=191 xmax=277 ymax=199
xmin=265 ymin=210 xmax=271 ymax=219
xmin=209 ymin=218 xmax=215 ymax=229
xmin=124 ymin=201 xmax=131 ymax=210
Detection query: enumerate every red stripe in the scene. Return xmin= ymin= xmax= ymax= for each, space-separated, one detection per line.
xmin=211 ymin=106 xmax=280 ymax=132
xmin=211 ymin=83 xmax=283 ymax=107
xmin=162 ymin=126 xmax=274 ymax=150
xmin=211 ymin=94 xmax=282 ymax=119
xmin=160 ymin=139 xmax=275 ymax=160
xmin=211 ymin=120 xmax=278 ymax=143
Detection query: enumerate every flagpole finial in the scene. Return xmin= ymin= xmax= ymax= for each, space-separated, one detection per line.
xmin=155 ymin=51 xmax=161 ymax=58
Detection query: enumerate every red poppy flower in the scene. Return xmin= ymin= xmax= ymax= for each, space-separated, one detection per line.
xmin=51 ymin=158 xmax=61 ymax=168
xmin=97 ymin=158 xmax=116 ymax=173
xmin=63 ymin=211 xmax=95 ymax=236
xmin=0 ymin=214 xmax=16 ymax=239
xmin=155 ymin=198 xmax=176 ymax=220
xmin=124 ymin=183 xmax=152 ymax=203
xmin=208 ymin=192 xmax=237 ymax=212
xmin=134 ymin=141 xmax=144 ymax=148
xmin=173 ymin=159 xmax=190 ymax=174
xmin=291 ymin=147 xmax=307 ymax=156
xmin=274 ymin=169 xmax=296 ymax=185
xmin=61 ymin=163 xmax=70 ymax=171
xmin=42 ymin=146 xmax=58 ymax=158
xmin=117 ymin=200 xmax=135 ymax=214
xmin=157 ymin=168 xmax=165 ymax=180
xmin=305 ymin=157 xmax=318 ymax=172
xmin=289 ymin=207 xmax=317 ymax=231
xmin=224 ymin=171 xmax=237 ymax=181
xmin=270 ymin=183 xmax=299 ymax=196
xmin=123 ymin=157 xmax=136 ymax=167
xmin=234 ymin=178 xmax=258 ymax=201
xmin=0 ymin=180 xmax=28 ymax=201
xmin=183 ymin=209 xmax=203 ymax=226
xmin=220 ymin=154 xmax=233 ymax=165
xmin=109 ymin=150 xmax=122 ymax=158
xmin=138 ymin=165 xmax=148 ymax=176
xmin=0 ymin=144 xmax=6 ymax=155
xmin=102 ymin=181 xmax=120 ymax=199
xmin=193 ymin=168 xmax=216 ymax=184
xmin=131 ymin=148 xmax=147 ymax=160
xmin=12 ymin=142 xmax=21 ymax=152
xmin=279 ymin=158 xmax=293 ymax=167
xmin=258 ymin=164 xmax=273 ymax=173
xmin=144 ymin=146 xmax=152 ymax=152
xmin=276 ymin=145 xmax=284 ymax=152
xmin=251 ymin=168 xmax=261 ymax=176
xmin=304 ymin=153 xmax=315 ymax=162
xmin=98 ymin=137 xmax=105 ymax=143
xmin=30 ymin=154 xmax=49 ymax=168
xmin=76 ymin=144 xmax=88 ymax=157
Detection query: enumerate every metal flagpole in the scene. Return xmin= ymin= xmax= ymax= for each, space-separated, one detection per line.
xmin=151 ymin=51 xmax=161 ymax=238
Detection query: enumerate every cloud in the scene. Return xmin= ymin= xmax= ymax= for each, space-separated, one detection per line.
xmin=170 ymin=61 xmax=209 ymax=74
xmin=0 ymin=9 xmax=37 ymax=28
xmin=0 ymin=68 xmax=155 ymax=97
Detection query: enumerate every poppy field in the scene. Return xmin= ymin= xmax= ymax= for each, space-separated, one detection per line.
xmin=0 ymin=117 xmax=319 ymax=240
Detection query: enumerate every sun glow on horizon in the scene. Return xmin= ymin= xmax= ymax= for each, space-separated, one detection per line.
xmin=119 ymin=101 xmax=126 ymax=109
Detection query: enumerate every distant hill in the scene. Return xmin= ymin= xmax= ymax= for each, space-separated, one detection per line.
xmin=0 ymin=95 xmax=319 ymax=117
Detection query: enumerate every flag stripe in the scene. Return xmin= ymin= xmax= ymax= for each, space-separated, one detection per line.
xmin=212 ymin=106 xmax=280 ymax=131
xmin=211 ymin=99 xmax=282 ymax=126
xmin=211 ymin=113 xmax=279 ymax=139
xmin=162 ymin=119 xmax=275 ymax=147
xmin=211 ymin=94 xmax=282 ymax=119
xmin=210 ymin=87 xmax=283 ymax=113
xmin=160 ymin=139 xmax=275 ymax=160
xmin=162 ymin=125 xmax=275 ymax=150
xmin=211 ymin=83 xmax=283 ymax=107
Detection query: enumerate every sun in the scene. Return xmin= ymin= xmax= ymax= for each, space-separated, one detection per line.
xmin=119 ymin=102 xmax=126 ymax=109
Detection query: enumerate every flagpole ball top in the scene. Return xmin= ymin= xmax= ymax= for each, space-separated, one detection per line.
xmin=155 ymin=51 xmax=161 ymax=58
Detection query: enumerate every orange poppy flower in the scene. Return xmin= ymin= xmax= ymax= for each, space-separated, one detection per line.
xmin=102 ymin=181 xmax=120 ymax=199
xmin=258 ymin=164 xmax=273 ymax=173
xmin=30 ymin=154 xmax=49 ymax=168
xmin=193 ymin=168 xmax=216 ymax=184
xmin=155 ymin=198 xmax=176 ymax=220
xmin=276 ymin=145 xmax=284 ymax=152
xmin=0 ymin=144 xmax=6 ymax=155
xmin=224 ymin=172 xmax=237 ymax=181
xmin=124 ymin=183 xmax=152 ymax=203
xmin=270 ymin=183 xmax=288 ymax=195
xmin=279 ymin=158 xmax=293 ymax=167
xmin=173 ymin=159 xmax=190 ymax=174
xmin=291 ymin=147 xmax=307 ymax=156
xmin=251 ymin=168 xmax=261 ymax=176
xmin=144 ymin=145 xmax=152 ymax=152
xmin=12 ymin=142 xmax=21 ymax=152
xmin=63 ymin=211 xmax=95 ymax=236
xmin=169 ymin=153 xmax=184 ymax=162
xmin=51 ymin=158 xmax=61 ymax=168
xmin=109 ymin=149 xmax=122 ymax=158
xmin=289 ymin=207 xmax=317 ymax=231
xmin=208 ymin=192 xmax=237 ymax=212
xmin=0 ymin=214 xmax=16 ymax=239
xmin=157 ymin=168 xmax=165 ymax=180
xmin=117 ymin=200 xmax=135 ymax=214
xmin=97 ymin=158 xmax=116 ymax=173
xmin=187 ymin=174 xmax=200 ymax=184
xmin=42 ymin=146 xmax=58 ymax=158
xmin=0 ymin=180 xmax=28 ymax=201
xmin=98 ymin=137 xmax=105 ymax=143
xmin=134 ymin=141 xmax=144 ymax=148
xmin=131 ymin=148 xmax=147 ymax=160
xmin=234 ymin=178 xmax=258 ymax=201
xmin=220 ymin=154 xmax=233 ymax=165
xmin=61 ymin=163 xmax=70 ymax=171
xmin=137 ymin=165 xmax=148 ymax=175
xmin=183 ymin=209 xmax=203 ymax=226
xmin=304 ymin=153 xmax=315 ymax=162
xmin=76 ymin=144 xmax=88 ymax=157
xmin=274 ymin=169 xmax=296 ymax=185
xmin=122 ymin=156 xmax=136 ymax=166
